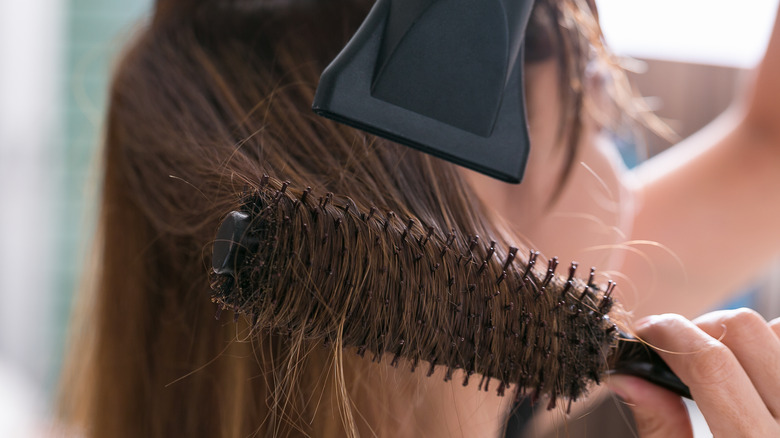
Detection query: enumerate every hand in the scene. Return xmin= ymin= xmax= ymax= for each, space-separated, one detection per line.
xmin=607 ymin=309 xmax=780 ymax=437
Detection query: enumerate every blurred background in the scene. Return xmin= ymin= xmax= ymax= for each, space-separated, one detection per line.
xmin=0 ymin=0 xmax=777 ymax=436
xmin=0 ymin=0 xmax=152 ymax=435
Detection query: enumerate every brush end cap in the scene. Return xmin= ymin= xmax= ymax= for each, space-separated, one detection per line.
xmin=213 ymin=211 xmax=251 ymax=275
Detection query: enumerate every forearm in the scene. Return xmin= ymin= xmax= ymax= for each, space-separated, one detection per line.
xmin=618 ymin=3 xmax=780 ymax=318
xmin=623 ymin=109 xmax=780 ymax=318
xmin=745 ymin=3 xmax=780 ymax=134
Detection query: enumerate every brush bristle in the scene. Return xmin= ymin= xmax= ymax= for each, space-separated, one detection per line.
xmin=210 ymin=178 xmax=619 ymax=406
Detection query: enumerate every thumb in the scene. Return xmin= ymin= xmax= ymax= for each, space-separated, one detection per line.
xmin=607 ymin=375 xmax=693 ymax=438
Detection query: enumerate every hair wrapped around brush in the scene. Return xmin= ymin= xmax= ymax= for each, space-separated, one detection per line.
xmin=211 ymin=176 xmax=620 ymax=410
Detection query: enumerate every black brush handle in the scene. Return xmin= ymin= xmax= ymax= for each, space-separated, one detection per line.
xmin=611 ymin=332 xmax=692 ymax=399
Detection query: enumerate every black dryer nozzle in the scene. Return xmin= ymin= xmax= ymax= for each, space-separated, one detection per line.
xmin=313 ymin=0 xmax=536 ymax=183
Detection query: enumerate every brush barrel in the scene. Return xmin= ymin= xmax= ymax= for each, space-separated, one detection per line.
xmin=210 ymin=178 xmax=620 ymax=406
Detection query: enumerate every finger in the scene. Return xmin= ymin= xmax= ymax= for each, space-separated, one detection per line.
xmin=694 ymin=308 xmax=780 ymax=417
xmin=636 ymin=314 xmax=777 ymax=437
xmin=769 ymin=316 xmax=780 ymax=340
xmin=608 ymin=374 xmax=692 ymax=438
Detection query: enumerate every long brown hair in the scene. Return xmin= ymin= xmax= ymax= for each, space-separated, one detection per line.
xmin=59 ymin=1 xmax=623 ymax=436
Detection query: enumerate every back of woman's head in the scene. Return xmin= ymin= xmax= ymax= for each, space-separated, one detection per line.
xmin=60 ymin=1 xmax=617 ymax=437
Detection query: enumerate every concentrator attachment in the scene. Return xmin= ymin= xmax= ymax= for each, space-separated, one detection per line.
xmin=312 ymin=0 xmax=536 ymax=183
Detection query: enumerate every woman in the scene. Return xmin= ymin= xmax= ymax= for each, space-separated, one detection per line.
xmin=59 ymin=0 xmax=780 ymax=437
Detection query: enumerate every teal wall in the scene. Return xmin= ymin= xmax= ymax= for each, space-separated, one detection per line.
xmin=52 ymin=0 xmax=153 ymax=391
